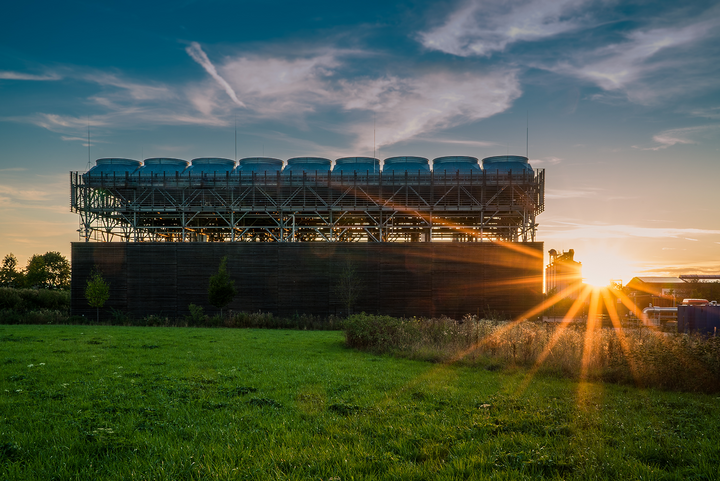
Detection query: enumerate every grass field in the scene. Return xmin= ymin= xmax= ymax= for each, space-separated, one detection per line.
xmin=1 ymin=325 xmax=719 ymax=480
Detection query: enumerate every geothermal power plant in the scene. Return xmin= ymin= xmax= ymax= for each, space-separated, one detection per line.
xmin=70 ymin=155 xmax=545 ymax=319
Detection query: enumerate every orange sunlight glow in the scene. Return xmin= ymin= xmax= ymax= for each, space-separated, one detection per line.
xmin=581 ymin=249 xmax=634 ymax=287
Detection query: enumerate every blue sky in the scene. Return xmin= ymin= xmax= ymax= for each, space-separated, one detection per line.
xmin=1 ymin=0 xmax=719 ymax=284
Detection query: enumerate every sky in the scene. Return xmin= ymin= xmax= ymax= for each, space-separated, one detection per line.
xmin=1 ymin=0 xmax=719 ymax=285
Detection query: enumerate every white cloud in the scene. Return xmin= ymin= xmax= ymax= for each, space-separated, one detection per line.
xmin=219 ymin=52 xmax=340 ymax=116
xmin=338 ymin=72 xmax=521 ymax=148
xmin=10 ymin=45 xmax=521 ymax=150
xmin=188 ymin=47 xmax=521 ymax=148
xmin=419 ymin=0 xmax=588 ymax=57
xmin=0 ymin=71 xmax=61 ymax=81
xmin=186 ymin=42 xmax=246 ymax=108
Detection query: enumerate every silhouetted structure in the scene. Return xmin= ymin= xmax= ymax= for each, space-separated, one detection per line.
xmin=546 ymin=249 xmax=582 ymax=297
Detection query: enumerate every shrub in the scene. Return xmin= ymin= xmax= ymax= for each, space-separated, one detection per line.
xmin=0 ymin=288 xmax=69 ymax=312
xmin=186 ymin=304 xmax=206 ymax=327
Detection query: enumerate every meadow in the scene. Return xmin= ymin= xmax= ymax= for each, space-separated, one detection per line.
xmin=2 ymin=325 xmax=719 ymax=480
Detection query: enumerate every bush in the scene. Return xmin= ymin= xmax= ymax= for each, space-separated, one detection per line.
xmin=186 ymin=304 xmax=206 ymax=327
xmin=0 ymin=288 xmax=69 ymax=313
xmin=0 ymin=289 xmax=22 ymax=310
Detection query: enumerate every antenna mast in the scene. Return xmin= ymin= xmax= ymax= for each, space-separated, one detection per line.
xmin=526 ymin=111 xmax=529 ymax=158
xmin=234 ymin=113 xmax=237 ymax=161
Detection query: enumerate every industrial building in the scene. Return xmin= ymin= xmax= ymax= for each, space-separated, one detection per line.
xmin=545 ymin=249 xmax=582 ymax=297
xmin=70 ymin=154 xmax=545 ymax=319
xmin=71 ymin=155 xmax=542 ymax=243
xmin=625 ymin=277 xmax=691 ymax=308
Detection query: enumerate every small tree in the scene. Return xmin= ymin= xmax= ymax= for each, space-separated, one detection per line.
xmin=0 ymin=254 xmax=24 ymax=288
xmin=208 ymin=257 xmax=236 ymax=317
xmin=85 ymin=270 xmax=110 ymax=322
xmin=335 ymin=260 xmax=363 ymax=316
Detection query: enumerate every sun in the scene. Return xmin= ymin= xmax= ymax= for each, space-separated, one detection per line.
xmin=581 ymin=251 xmax=634 ymax=288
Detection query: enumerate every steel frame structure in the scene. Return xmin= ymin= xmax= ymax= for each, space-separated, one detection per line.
xmin=70 ymin=170 xmax=544 ymax=243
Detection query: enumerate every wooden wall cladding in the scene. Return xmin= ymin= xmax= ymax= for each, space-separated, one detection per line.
xmin=71 ymin=242 xmax=543 ymax=320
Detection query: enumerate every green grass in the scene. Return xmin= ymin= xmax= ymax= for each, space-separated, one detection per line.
xmin=1 ymin=325 xmax=719 ymax=480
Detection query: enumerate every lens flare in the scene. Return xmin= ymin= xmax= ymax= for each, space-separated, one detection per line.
xmin=581 ymin=250 xmax=634 ymax=287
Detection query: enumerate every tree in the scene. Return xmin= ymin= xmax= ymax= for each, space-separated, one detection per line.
xmin=208 ymin=257 xmax=236 ymax=316
xmin=85 ymin=270 xmax=110 ymax=323
xmin=25 ymin=252 xmax=70 ymax=289
xmin=335 ymin=260 xmax=363 ymax=316
xmin=0 ymin=254 xmax=24 ymax=288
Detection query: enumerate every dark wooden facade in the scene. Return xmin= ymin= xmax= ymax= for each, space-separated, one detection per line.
xmin=71 ymin=242 xmax=543 ymax=320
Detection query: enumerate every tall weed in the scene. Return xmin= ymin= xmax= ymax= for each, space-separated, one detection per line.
xmin=344 ymin=314 xmax=720 ymax=393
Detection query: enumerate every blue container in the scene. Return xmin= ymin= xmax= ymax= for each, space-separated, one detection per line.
xmin=481 ymin=155 xmax=534 ymax=175
xmin=432 ymin=156 xmax=480 ymax=175
xmin=185 ymin=158 xmax=235 ymax=177
xmin=137 ymin=158 xmax=189 ymax=177
xmin=678 ymin=305 xmax=720 ymax=335
xmin=382 ymin=156 xmax=430 ymax=175
xmin=283 ymin=157 xmax=331 ymax=176
xmin=237 ymin=157 xmax=284 ymax=175
xmin=84 ymin=158 xmax=141 ymax=182
xmin=333 ymin=157 xmax=380 ymax=175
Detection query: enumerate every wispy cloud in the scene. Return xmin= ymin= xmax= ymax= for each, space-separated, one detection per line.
xmin=637 ymin=124 xmax=719 ymax=150
xmin=419 ymin=0 xmax=588 ymax=57
xmin=338 ymin=72 xmax=520 ymax=148
xmin=0 ymin=184 xmax=53 ymax=203
xmin=417 ymin=138 xmax=497 ymax=148
xmin=542 ymin=221 xmax=720 ymax=240
xmin=560 ymin=25 xmax=702 ymax=90
xmin=639 ymin=263 xmax=720 ymax=277
xmin=545 ymin=187 xmax=597 ymax=199
xmin=186 ymin=42 xmax=246 ymax=108
xmin=548 ymin=14 xmax=720 ymax=103
xmin=0 ymin=71 xmax=61 ymax=81
xmin=530 ymin=156 xmax=562 ymax=166
xmin=189 ymin=47 xmax=521 ymax=148
xmin=689 ymin=106 xmax=720 ymax=120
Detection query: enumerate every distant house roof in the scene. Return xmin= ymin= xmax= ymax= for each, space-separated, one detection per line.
xmin=631 ymin=277 xmax=687 ymax=284
xmin=626 ymin=277 xmax=691 ymax=297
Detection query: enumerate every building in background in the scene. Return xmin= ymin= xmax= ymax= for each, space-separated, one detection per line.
xmin=546 ymin=249 xmax=582 ymax=298
xmin=626 ymin=277 xmax=692 ymax=308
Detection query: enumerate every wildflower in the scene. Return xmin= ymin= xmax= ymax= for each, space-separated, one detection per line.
xmin=27 ymin=364 xmax=34 ymax=368
xmin=39 ymin=363 xmax=45 ymax=366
